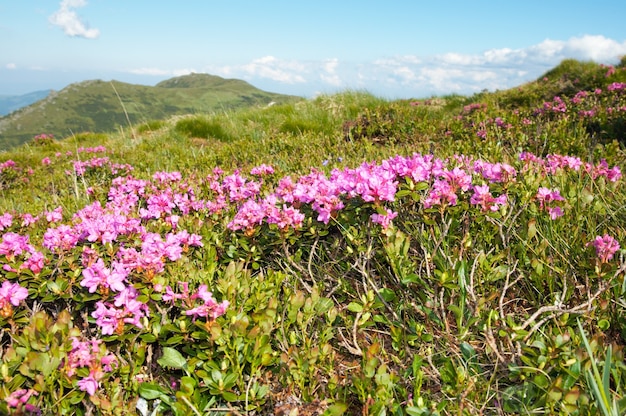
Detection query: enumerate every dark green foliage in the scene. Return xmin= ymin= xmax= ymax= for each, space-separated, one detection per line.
xmin=174 ymin=116 xmax=233 ymax=142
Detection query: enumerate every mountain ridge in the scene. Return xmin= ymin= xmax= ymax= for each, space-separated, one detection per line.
xmin=0 ymin=73 xmax=302 ymax=151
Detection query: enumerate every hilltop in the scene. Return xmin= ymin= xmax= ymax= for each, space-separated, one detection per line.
xmin=0 ymin=73 xmax=302 ymax=151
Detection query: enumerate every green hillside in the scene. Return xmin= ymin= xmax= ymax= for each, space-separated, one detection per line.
xmin=0 ymin=73 xmax=302 ymax=151
xmin=1 ymin=59 xmax=626 ymax=415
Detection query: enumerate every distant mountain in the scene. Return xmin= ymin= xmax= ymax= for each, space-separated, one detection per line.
xmin=0 ymin=90 xmax=51 ymax=116
xmin=0 ymin=74 xmax=302 ymax=150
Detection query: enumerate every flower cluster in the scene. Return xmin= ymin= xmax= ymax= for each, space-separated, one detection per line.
xmin=0 ymin=280 xmax=28 ymax=318
xmin=72 ymin=156 xmax=133 ymax=177
xmin=589 ymin=234 xmax=621 ymax=264
xmin=162 ymin=282 xmax=229 ymax=321
xmin=535 ymin=187 xmax=566 ymax=219
xmin=92 ymin=286 xmax=149 ymax=335
xmin=4 ymin=388 xmax=39 ymax=414
xmin=63 ymin=337 xmax=117 ymax=396
xmin=0 ymin=232 xmax=46 ymax=274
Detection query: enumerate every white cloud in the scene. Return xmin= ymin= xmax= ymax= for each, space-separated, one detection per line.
xmin=120 ymin=35 xmax=626 ymax=99
xmin=240 ymin=56 xmax=307 ymax=83
xmin=5 ymin=63 xmax=17 ymax=70
xmin=320 ymin=58 xmax=342 ymax=86
xmin=372 ymin=34 xmax=626 ymax=96
xmin=49 ymin=0 xmax=100 ymax=39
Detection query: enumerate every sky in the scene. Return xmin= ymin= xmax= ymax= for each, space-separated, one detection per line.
xmin=1 ymin=1 xmax=626 ymax=99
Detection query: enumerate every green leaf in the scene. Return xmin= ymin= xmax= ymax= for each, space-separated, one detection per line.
xmin=347 ymin=302 xmax=363 ymax=313
xmin=401 ymin=273 xmax=420 ymax=285
xmin=158 ymin=347 xmax=188 ymax=370
xmin=598 ymin=319 xmax=610 ymax=331
xmin=221 ymin=391 xmax=239 ymax=402
xmin=138 ymin=382 xmax=169 ymax=400
xmin=140 ymin=333 xmax=157 ymax=343
xmin=378 ymin=288 xmax=396 ymax=302
xmin=323 ymin=402 xmax=348 ymax=415
xmin=180 ymin=376 xmax=196 ymax=394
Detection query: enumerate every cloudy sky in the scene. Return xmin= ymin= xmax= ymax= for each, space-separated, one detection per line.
xmin=1 ymin=0 xmax=626 ymax=98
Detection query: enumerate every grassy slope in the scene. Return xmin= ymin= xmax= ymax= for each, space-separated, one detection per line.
xmin=0 ymin=73 xmax=302 ymax=151
xmin=1 ymin=59 xmax=626 ymax=415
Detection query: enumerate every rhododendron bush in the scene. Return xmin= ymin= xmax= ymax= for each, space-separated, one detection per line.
xmin=1 ymin=146 xmax=624 ymax=414
xmin=1 ymin=64 xmax=626 ymax=414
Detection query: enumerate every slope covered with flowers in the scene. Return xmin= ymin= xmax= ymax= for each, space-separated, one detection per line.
xmin=1 ymin=59 xmax=626 ymax=415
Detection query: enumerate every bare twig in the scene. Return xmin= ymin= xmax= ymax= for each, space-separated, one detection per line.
xmin=281 ymin=241 xmax=313 ymax=293
xmin=520 ymin=262 xmax=626 ymax=342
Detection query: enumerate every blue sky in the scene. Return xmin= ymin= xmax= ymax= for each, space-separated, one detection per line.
xmin=1 ymin=1 xmax=626 ymax=98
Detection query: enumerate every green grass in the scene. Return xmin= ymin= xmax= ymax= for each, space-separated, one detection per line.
xmin=1 ymin=59 xmax=626 ymax=415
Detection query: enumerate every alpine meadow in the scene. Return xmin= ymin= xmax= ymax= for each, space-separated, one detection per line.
xmin=2 ymin=58 xmax=626 ymax=415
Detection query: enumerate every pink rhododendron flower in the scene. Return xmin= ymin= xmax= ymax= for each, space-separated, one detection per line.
xmin=250 ymin=164 xmax=274 ymax=176
xmin=0 ymin=280 xmax=28 ymax=307
xmin=0 ymin=280 xmax=28 ymax=318
xmin=43 ymin=224 xmax=80 ymax=252
xmin=0 ymin=212 xmax=13 ymax=230
xmin=45 ymin=207 xmax=63 ymax=223
xmin=92 ymin=287 xmax=148 ymax=334
xmin=473 ymin=161 xmax=517 ymax=183
xmin=370 ymin=208 xmax=398 ymax=230
xmin=81 ymin=258 xmax=128 ymax=293
xmin=0 ymin=232 xmax=32 ymax=258
xmin=20 ymin=213 xmax=39 ymax=227
xmin=548 ymin=206 xmax=564 ymax=220
xmin=77 ymin=374 xmax=99 ymax=396
xmin=589 ymin=234 xmax=620 ymax=264
xmin=424 ymin=179 xmax=458 ymax=208
xmin=185 ymin=284 xmax=229 ymax=320
xmin=470 ymin=185 xmax=508 ymax=212
xmin=20 ymin=250 xmax=45 ymax=274
xmin=65 ymin=337 xmax=118 ymax=395
xmin=5 ymin=388 xmax=38 ymax=409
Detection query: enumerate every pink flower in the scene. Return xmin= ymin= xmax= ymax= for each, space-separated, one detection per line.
xmin=77 ymin=373 xmax=99 ymax=396
xmin=20 ymin=250 xmax=45 ymax=274
xmin=5 ymin=388 xmax=38 ymax=409
xmin=45 ymin=207 xmax=63 ymax=223
xmin=370 ymin=209 xmax=398 ymax=230
xmin=536 ymin=187 xmax=565 ymax=209
xmin=424 ymin=179 xmax=458 ymax=208
xmin=92 ymin=287 xmax=148 ymax=334
xmin=0 ymin=281 xmax=28 ymax=317
xmin=250 ymin=164 xmax=274 ymax=176
xmin=1 ymin=281 xmax=28 ymax=306
xmin=0 ymin=232 xmax=32 ymax=258
xmin=0 ymin=213 xmax=13 ymax=230
xmin=184 ymin=284 xmax=229 ymax=320
xmin=80 ymin=258 xmax=128 ymax=294
xmin=43 ymin=224 xmax=80 ymax=252
xmin=548 ymin=206 xmax=563 ymax=220
xmin=470 ymin=185 xmax=508 ymax=212
xmin=589 ymin=234 xmax=620 ymax=264
xmin=65 ymin=336 xmax=117 ymax=396
xmin=20 ymin=213 xmax=39 ymax=227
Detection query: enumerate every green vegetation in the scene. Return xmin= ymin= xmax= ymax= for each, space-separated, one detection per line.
xmin=0 ymin=74 xmax=301 ymax=151
xmin=1 ymin=59 xmax=626 ymax=415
